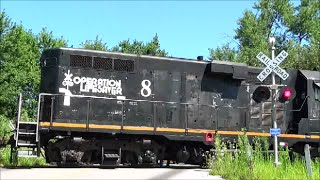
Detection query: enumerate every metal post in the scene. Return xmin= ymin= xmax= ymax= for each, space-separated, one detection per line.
xmin=15 ymin=93 xmax=23 ymax=148
xmin=304 ymin=144 xmax=313 ymax=177
xmin=36 ymin=94 xmax=42 ymax=142
xmin=269 ymin=37 xmax=280 ymax=166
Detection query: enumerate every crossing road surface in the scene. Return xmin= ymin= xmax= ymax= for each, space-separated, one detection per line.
xmin=0 ymin=166 xmax=223 ymax=180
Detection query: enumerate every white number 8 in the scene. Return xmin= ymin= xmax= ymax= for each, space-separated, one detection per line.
xmin=141 ymin=80 xmax=151 ymax=97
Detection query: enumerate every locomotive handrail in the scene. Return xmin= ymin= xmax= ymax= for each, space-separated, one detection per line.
xmin=36 ymin=93 xmax=41 ymax=142
xmin=37 ymin=92 xmax=252 ymax=134
xmin=38 ymin=93 xmax=249 ymax=109
xmin=37 ymin=93 xmax=249 ymax=133
xmin=290 ymin=95 xmax=309 ymax=112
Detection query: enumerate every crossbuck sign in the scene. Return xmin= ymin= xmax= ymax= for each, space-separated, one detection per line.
xmin=256 ymin=50 xmax=289 ymax=82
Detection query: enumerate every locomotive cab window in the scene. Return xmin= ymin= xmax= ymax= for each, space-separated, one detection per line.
xmin=41 ymin=57 xmax=58 ymax=67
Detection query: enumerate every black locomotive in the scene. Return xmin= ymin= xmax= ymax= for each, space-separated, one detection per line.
xmin=11 ymin=48 xmax=320 ymax=166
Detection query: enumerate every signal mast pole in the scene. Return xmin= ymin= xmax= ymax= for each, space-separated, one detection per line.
xmin=269 ymin=37 xmax=280 ymax=166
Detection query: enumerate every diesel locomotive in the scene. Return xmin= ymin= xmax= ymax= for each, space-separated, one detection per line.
xmin=10 ymin=48 xmax=320 ymax=166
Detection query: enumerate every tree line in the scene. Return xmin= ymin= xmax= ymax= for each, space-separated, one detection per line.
xmin=0 ymin=0 xmax=319 ymax=140
xmin=209 ymin=0 xmax=319 ymax=70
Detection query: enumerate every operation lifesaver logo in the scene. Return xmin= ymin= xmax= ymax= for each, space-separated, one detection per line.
xmin=62 ymin=70 xmax=122 ymax=95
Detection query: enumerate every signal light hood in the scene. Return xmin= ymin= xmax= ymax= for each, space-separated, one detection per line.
xmin=252 ymin=86 xmax=271 ymax=103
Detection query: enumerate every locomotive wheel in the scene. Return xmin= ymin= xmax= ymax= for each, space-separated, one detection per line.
xmin=158 ymin=159 xmax=164 ymax=167
xmin=122 ymin=151 xmax=138 ymax=166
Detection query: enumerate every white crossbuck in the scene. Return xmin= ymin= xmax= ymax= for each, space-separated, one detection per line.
xmin=256 ymin=50 xmax=289 ymax=82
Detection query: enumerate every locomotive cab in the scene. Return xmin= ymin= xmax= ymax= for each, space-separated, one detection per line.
xmin=296 ymin=70 xmax=320 ymax=136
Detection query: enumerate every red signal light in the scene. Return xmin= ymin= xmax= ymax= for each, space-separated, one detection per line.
xmin=205 ymin=132 xmax=214 ymax=142
xmin=279 ymin=87 xmax=296 ymax=103
xmin=283 ymin=89 xmax=292 ymax=99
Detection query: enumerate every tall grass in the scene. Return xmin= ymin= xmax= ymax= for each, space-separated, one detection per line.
xmin=209 ymin=135 xmax=320 ymax=180
xmin=0 ymin=146 xmax=47 ymax=167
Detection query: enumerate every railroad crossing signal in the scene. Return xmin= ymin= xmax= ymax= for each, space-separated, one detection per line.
xmin=256 ymin=50 xmax=289 ymax=82
xmin=278 ymin=86 xmax=296 ymax=103
xmin=252 ymin=85 xmax=296 ymax=104
xmin=253 ymin=50 xmax=295 ymax=104
xmin=252 ymin=86 xmax=270 ymax=103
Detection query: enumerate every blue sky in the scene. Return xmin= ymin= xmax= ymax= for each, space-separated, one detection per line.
xmin=1 ymin=1 xmax=256 ymax=59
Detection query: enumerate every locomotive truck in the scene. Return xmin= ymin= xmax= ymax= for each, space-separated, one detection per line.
xmin=9 ymin=48 xmax=320 ymax=166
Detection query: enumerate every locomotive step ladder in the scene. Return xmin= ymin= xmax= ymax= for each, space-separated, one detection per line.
xmin=15 ymin=122 xmax=39 ymax=158
xmin=101 ymin=147 xmax=121 ymax=166
xmin=10 ymin=94 xmax=40 ymax=163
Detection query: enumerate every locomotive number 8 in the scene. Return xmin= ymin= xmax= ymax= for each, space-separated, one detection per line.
xmin=141 ymin=80 xmax=152 ymax=97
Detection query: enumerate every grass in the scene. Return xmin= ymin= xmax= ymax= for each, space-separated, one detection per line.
xmin=0 ymin=146 xmax=47 ymax=167
xmin=0 ymin=113 xmax=47 ymax=167
xmin=208 ymin=135 xmax=320 ymax=180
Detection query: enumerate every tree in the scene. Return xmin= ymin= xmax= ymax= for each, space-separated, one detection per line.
xmin=80 ymin=35 xmax=108 ymax=51
xmin=144 ymin=34 xmax=168 ymax=57
xmin=0 ymin=23 xmax=40 ymax=120
xmin=79 ymin=34 xmax=168 ymax=56
xmin=208 ymin=43 xmax=238 ymax=62
xmin=0 ymin=11 xmax=67 ymax=123
xmin=112 ymin=34 xmax=168 ymax=57
xmin=287 ymin=0 xmax=320 ymax=44
xmin=37 ymin=27 xmax=68 ymax=52
xmin=208 ymin=0 xmax=320 ymax=71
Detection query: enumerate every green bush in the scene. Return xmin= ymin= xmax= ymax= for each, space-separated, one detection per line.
xmin=0 ymin=146 xmax=47 ymax=167
xmin=0 ymin=115 xmax=13 ymax=145
xmin=209 ymin=135 xmax=320 ymax=180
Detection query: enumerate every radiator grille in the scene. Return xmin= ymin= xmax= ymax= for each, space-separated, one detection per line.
xmin=114 ymin=59 xmax=134 ymax=72
xmin=69 ymin=55 xmax=134 ymax=72
xmin=70 ymin=55 xmax=92 ymax=68
xmin=93 ymin=57 xmax=112 ymax=70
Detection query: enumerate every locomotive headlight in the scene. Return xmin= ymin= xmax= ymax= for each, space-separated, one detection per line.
xmin=312 ymin=108 xmax=318 ymax=118
xmin=312 ymin=103 xmax=320 ymax=118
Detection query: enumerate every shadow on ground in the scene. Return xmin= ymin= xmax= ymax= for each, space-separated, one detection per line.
xmin=3 ymin=163 xmax=203 ymax=170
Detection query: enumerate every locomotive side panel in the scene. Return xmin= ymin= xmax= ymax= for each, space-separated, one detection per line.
xmin=40 ymin=48 xmax=252 ymax=135
xmin=153 ymin=70 xmax=183 ymax=129
xmin=123 ymin=69 xmax=154 ymax=129
xmin=200 ymin=72 xmax=248 ymax=131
